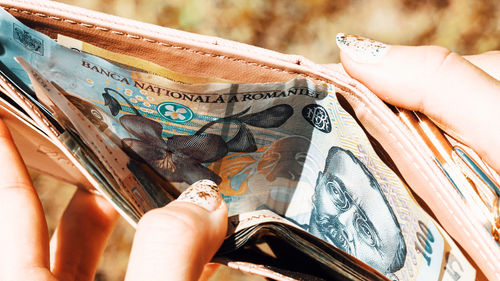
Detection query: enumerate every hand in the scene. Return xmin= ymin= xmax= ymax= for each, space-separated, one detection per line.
xmin=0 ymin=119 xmax=227 ymax=281
xmin=125 ymin=180 xmax=227 ymax=281
xmin=336 ymin=33 xmax=500 ymax=174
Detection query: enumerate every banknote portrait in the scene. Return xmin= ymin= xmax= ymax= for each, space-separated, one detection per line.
xmin=308 ymin=146 xmax=407 ymax=279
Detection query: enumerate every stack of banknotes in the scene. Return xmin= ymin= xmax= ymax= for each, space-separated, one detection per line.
xmin=0 ymin=8 xmax=480 ymax=281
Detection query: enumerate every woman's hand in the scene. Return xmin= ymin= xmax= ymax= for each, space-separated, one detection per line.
xmin=0 ymin=119 xmax=227 ymax=281
xmin=336 ymin=33 xmax=500 ymax=173
xmin=125 ymin=180 xmax=227 ymax=281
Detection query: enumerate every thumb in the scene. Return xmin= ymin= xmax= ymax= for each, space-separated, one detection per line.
xmin=336 ymin=33 xmax=500 ymax=173
xmin=125 ymin=180 xmax=228 ymax=281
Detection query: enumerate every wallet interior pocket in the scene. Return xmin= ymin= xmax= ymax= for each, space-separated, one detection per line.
xmin=9 ymin=7 xmax=304 ymax=85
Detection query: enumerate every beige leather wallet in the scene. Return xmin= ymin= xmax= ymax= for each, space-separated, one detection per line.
xmin=0 ymin=1 xmax=498 ymax=280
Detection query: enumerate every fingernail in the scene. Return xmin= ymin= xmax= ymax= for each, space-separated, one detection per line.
xmin=336 ymin=33 xmax=389 ymax=63
xmin=176 ymin=179 xmax=222 ymax=211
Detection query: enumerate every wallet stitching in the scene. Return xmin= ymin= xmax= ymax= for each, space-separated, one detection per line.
xmin=4 ymin=7 xmax=320 ymax=80
xmin=5 ymin=3 xmax=222 ymax=46
xmin=3 ymin=5 xmax=498 ymax=274
xmin=0 ymin=75 xmax=59 ymax=137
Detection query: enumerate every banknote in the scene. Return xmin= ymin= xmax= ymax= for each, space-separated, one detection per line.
xmin=16 ymin=57 xmax=177 ymax=223
xmin=0 ymin=8 xmax=476 ymax=281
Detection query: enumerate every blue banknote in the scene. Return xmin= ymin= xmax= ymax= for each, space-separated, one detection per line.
xmin=0 ymin=8 xmax=476 ymax=281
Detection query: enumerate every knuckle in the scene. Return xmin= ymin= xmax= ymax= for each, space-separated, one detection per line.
xmin=417 ymin=46 xmax=459 ymax=112
xmin=423 ymin=46 xmax=456 ymax=74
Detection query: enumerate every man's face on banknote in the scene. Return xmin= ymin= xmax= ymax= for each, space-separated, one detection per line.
xmin=309 ymin=147 xmax=406 ymax=276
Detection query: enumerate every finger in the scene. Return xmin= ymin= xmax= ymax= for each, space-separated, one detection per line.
xmin=464 ymin=51 xmax=500 ymax=80
xmin=50 ymin=188 xmax=119 ymax=281
xmin=0 ymin=119 xmax=50 ymax=277
xmin=336 ymin=33 xmax=500 ymax=173
xmin=125 ymin=180 xmax=228 ymax=281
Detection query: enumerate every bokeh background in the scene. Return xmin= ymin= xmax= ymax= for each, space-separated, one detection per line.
xmin=31 ymin=0 xmax=500 ymax=280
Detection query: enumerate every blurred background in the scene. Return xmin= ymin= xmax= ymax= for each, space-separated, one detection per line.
xmin=31 ymin=0 xmax=500 ymax=280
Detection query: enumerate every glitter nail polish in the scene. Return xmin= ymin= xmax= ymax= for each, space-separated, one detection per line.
xmin=336 ymin=33 xmax=389 ymax=64
xmin=176 ymin=179 xmax=222 ymax=211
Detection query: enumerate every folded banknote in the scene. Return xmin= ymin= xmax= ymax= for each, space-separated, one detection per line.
xmin=0 ymin=8 xmax=478 ymax=281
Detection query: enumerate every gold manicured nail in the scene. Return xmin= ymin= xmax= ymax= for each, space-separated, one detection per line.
xmin=176 ymin=179 xmax=222 ymax=211
xmin=336 ymin=33 xmax=389 ymax=63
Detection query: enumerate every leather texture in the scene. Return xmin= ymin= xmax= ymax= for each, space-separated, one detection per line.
xmin=0 ymin=0 xmax=498 ymax=280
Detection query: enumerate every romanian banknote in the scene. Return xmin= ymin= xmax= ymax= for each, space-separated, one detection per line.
xmin=0 ymin=8 xmax=476 ymax=281
xmin=16 ymin=57 xmax=177 ymax=223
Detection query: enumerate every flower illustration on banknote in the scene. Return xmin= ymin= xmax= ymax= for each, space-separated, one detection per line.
xmin=101 ymin=88 xmax=294 ymax=184
xmin=120 ymin=114 xmax=227 ymax=184
xmin=120 ymin=103 xmax=293 ymax=184
xmin=102 ymin=88 xmax=123 ymax=116
xmin=162 ymin=104 xmax=188 ymax=121
xmin=101 ymin=88 xmax=227 ymax=184
xmin=196 ymin=104 xmax=293 ymax=152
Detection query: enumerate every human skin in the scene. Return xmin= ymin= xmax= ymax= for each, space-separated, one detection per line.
xmin=337 ymin=37 xmax=500 ymax=175
xmin=0 ymin=118 xmax=227 ymax=281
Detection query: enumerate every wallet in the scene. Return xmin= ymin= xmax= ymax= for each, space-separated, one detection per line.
xmin=0 ymin=1 xmax=498 ymax=280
